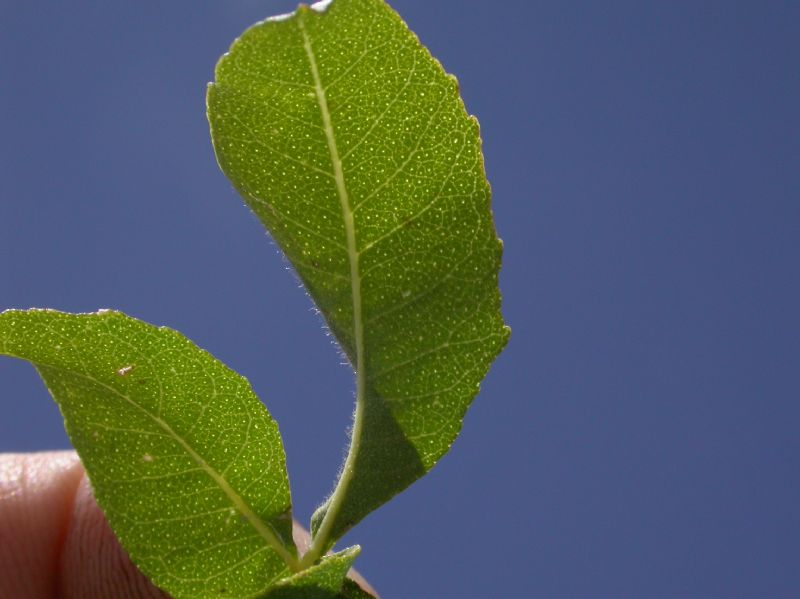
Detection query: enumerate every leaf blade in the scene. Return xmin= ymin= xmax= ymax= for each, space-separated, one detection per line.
xmin=209 ymin=0 xmax=509 ymax=546
xmin=258 ymin=546 xmax=362 ymax=598
xmin=0 ymin=309 xmax=298 ymax=598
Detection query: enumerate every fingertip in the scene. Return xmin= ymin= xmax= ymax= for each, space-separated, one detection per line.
xmin=0 ymin=451 xmax=166 ymax=599
xmin=0 ymin=451 xmax=83 ymax=598
xmin=0 ymin=452 xmax=376 ymax=598
xmin=59 ymin=474 xmax=168 ymax=599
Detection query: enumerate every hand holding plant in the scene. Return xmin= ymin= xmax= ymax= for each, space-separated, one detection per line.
xmin=0 ymin=1 xmax=508 ymax=596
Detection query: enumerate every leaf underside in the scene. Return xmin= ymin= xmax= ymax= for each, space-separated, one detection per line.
xmin=259 ymin=546 xmax=360 ymax=598
xmin=209 ymin=0 xmax=509 ymax=545
xmin=0 ymin=309 xmax=296 ymax=599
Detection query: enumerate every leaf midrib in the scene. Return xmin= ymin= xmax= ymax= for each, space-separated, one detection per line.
xmin=298 ymin=11 xmax=366 ymax=563
xmin=34 ymin=360 xmax=299 ymax=571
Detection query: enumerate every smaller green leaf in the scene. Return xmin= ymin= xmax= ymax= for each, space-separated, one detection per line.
xmin=339 ymin=579 xmax=378 ymax=599
xmin=0 ymin=309 xmax=298 ymax=599
xmin=259 ymin=546 xmax=361 ymax=598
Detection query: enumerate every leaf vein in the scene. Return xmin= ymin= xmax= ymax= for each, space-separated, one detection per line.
xmin=33 ymin=355 xmax=297 ymax=570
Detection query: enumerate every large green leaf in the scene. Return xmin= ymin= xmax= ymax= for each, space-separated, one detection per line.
xmin=208 ymin=0 xmax=509 ymax=550
xmin=0 ymin=309 xmax=298 ymax=598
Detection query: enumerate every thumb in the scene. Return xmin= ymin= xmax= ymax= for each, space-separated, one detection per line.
xmin=0 ymin=451 xmax=167 ymax=599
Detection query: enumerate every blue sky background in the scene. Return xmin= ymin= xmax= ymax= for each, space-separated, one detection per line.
xmin=1 ymin=1 xmax=799 ymax=597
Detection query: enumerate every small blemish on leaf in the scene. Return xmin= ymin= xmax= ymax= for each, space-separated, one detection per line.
xmin=116 ymin=365 xmax=135 ymax=377
xmin=142 ymin=454 xmax=154 ymax=463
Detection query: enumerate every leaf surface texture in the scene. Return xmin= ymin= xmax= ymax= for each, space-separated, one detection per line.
xmin=0 ymin=309 xmax=296 ymax=598
xmin=259 ymin=546 xmax=362 ymax=598
xmin=208 ymin=0 xmax=509 ymax=544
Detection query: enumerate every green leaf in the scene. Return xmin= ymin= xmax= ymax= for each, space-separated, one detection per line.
xmin=338 ymin=579 xmax=378 ymax=599
xmin=0 ymin=309 xmax=298 ymax=599
xmin=258 ymin=546 xmax=361 ymax=598
xmin=208 ymin=0 xmax=509 ymax=553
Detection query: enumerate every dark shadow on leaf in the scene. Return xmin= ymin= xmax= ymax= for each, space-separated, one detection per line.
xmin=312 ymin=388 xmax=426 ymax=542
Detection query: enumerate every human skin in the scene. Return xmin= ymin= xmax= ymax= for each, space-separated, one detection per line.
xmin=0 ymin=451 xmax=376 ymax=598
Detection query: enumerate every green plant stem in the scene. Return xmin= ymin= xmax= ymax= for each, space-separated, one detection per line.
xmin=300 ymin=383 xmax=366 ymax=570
